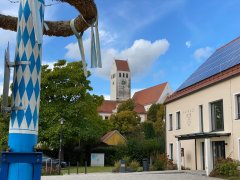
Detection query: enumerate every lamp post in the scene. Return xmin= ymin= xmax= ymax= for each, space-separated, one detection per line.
xmin=58 ymin=118 xmax=64 ymax=175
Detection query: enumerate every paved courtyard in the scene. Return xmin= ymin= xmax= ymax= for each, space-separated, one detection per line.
xmin=42 ymin=171 xmax=219 ymax=180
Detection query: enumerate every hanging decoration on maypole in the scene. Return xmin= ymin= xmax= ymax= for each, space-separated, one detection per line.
xmin=0 ymin=0 xmax=100 ymax=179
xmin=70 ymin=14 xmax=102 ymax=77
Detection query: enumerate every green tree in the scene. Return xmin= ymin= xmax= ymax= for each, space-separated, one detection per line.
xmin=142 ymin=121 xmax=156 ymax=139
xmin=147 ymin=104 xmax=165 ymax=137
xmin=39 ymin=60 xmax=110 ymax=150
xmin=117 ymin=99 xmax=135 ymax=113
xmin=110 ymin=111 xmax=140 ymax=135
xmin=0 ymin=96 xmax=11 ymax=151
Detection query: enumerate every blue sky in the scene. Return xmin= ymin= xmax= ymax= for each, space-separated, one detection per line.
xmin=1 ymin=0 xmax=240 ymax=99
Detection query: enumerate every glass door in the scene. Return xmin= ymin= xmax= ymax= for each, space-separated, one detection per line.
xmin=212 ymin=141 xmax=225 ymax=167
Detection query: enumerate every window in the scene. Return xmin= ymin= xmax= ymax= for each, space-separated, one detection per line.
xmin=236 ymin=94 xmax=240 ymax=119
xmin=211 ymin=100 xmax=224 ymax=131
xmin=119 ymin=73 xmax=121 ymax=77
xmin=126 ymin=73 xmax=128 ymax=78
xmin=105 ymin=116 xmax=109 ymax=120
xmin=199 ymin=105 xmax=203 ymax=132
xmin=169 ymin=143 xmax=173 ymax=160
xmin=123 ymin=73 xmax=125 ymax=77
xmin=238 ymin=138 xmax=240 ymax=161
xmin=176 ymin=111 xmax=181 ymax=130
xmin=113 ymin=74 xmax=115 ymax=78
xmin=169 ymin=114 xmax=173 ymax=131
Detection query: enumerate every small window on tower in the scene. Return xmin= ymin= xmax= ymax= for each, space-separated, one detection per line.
xmin=113 ymin=74 xmax=115 ymax=78
xmin=126 ymin=73 xmax=128 ymax=78
xmin=119 ymin=73 xmax=121 ymax=77
xmin=123 ymin=73 xmax=125 ymax=78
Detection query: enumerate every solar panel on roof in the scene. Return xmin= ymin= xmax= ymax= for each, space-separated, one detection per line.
xmin=177 ymin=37 xmax=240 ymax=91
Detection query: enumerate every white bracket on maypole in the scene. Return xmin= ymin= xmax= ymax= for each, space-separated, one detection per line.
xmin=1 ymin=44 xmax=27 ymax=116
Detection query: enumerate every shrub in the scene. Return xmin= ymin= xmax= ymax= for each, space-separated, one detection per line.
xmin=129 ymin=160 xmax=140 ymax=172
xmin=112 ymin=161 xmax=120 ymax=172
xmin=151 ymin=153 xmax=177 ymax=171
xmin=210 ymin=158 xmax=240 ymax=178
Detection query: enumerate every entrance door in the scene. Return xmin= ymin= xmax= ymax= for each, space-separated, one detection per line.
xmin=212 ymin=141 xmax=225 ymax=167
xmin=201 ymin=142 xmax=205 ymax=170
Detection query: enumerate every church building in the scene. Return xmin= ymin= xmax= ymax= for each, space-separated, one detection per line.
xmin=98 ymin=59 xmax=172 ymax=122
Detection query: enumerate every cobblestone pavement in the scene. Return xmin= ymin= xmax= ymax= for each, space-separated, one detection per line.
xmin=42 ymin=171 xmax=219 ymax=180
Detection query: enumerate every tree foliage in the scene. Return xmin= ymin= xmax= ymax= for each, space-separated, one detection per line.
xmin=117 ymin=99 xmax=135 ymax=113
xmin=39 ymin=60 xmax=110 ymax=149
xmin=142 ymin=121 xmax=156 ymax=139
xmin=110 ymin=110 xmax=140 ymax=135
xmin=147 ymin=104 xmax=165 ymax=137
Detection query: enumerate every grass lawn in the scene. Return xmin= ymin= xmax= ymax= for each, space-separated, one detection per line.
xmin=61 ymin=166 xmax=114 ymax=174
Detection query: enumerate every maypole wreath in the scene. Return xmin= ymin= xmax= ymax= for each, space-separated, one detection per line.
xmin=0 ymin=0 xmax=98 ymax=37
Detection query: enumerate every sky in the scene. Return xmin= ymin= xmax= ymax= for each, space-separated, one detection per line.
xmin=1 ymin=0 xmax=240 ymax=99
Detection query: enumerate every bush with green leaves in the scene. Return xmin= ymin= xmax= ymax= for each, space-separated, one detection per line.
xmin=129 ymin=160 xmax=140 ymax=172
xmin=210 ymin=158 xmax=240 ymax=178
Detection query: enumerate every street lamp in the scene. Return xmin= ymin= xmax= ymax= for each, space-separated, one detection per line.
xmin=58 ymin=118 xmax=64 ymax=175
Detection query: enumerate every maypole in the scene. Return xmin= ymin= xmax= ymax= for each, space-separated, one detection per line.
xmin=7 ymin=0 xmax=44 ymax=179
xmin=0 ymin=0 xmax=99 ymax=179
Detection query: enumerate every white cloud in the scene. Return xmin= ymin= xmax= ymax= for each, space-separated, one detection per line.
xmin=65 ymin=38 xmax=170 ymax=79
xmin=103 ymin=94 xmax=110 ymax=100
xmin=42 ymin=61 xmax=56 ymax=69
xmin=193 ymin=47 xmax=213 ymax=62
xmin=185 ymin=41 xmax=191 ymax=48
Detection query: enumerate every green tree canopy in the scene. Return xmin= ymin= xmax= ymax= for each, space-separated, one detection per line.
xmin=110 ymin=110 xmax=140 ymax=135
xmin=142 ymin=121 xmax=156 ymax=139
xmin=39 ymin=60 xmax=110 ymax=149
xmin=117 ymin=99 xmax=135 ymax=113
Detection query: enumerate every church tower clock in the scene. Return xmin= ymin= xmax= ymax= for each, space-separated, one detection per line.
xmin=110 ymin=59 xmax=131 ymax=101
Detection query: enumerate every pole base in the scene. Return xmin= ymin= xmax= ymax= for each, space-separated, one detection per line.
xmin=0 ymin=152 xmax=42 ymax=180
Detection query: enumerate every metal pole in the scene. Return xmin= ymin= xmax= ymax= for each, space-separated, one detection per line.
xmin=77 ymin=162 xmax=79 ymax=174
xmin=8 ymin=0 xmax=44 ymax=179
xmin=68 ymin=162 xmax=70 ymax=175
xmin=58 ymin=121 xmax=63 ymax=175
xmin=85 ymin=161 xmax=87 ymax=174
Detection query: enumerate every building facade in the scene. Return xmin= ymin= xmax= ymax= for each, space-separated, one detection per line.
xmin=165 ymin=37 xmax=240 ymax=176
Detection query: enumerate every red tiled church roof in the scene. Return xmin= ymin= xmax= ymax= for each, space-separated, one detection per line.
xmin=133 ymin=82 xmax=168 ymax=106
xmin=98 ymin=100 xmax=118 ymax=113
xmin=115 ymin=59 xmax=130 ymax=71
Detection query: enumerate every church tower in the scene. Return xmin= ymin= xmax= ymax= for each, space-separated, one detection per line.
xmin=110 ymin=59 xmax=131 ymax=101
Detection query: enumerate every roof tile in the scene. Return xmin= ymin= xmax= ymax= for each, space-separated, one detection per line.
xmin=133 ymin=82 xmax=167 ymax=106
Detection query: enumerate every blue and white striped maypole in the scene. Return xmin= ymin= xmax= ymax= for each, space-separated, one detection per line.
xmin=8 ymin=0 xmax=44 ymax=179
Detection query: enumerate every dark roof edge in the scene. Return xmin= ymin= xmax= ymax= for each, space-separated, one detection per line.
xmin=165 ymin=64 xmax=240 ymax=104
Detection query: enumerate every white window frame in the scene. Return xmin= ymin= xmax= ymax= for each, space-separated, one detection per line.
xmin=238 ymin=138 xmax=240 ymax=161
xmin=199 ymin=105 xmax=204 ymax=132
xmin=176 ymin=111 xmax=181 ymax=130
xmin=169 ymin=143 xmax=173 ymax=160
xmin=233 ymin=92 xmax=240 ymax=120
xmin=209 ymin=99 xmax=224 ymax=132
xmin=169 ymin=114 xmax=173 ymax=131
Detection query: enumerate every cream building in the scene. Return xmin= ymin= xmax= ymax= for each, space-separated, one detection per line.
xmin=165 ymin=37 xmax=240 ymax=176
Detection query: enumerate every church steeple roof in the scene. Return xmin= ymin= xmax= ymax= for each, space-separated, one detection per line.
xmin=115 ymin=59 xmax=130 ymax=71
